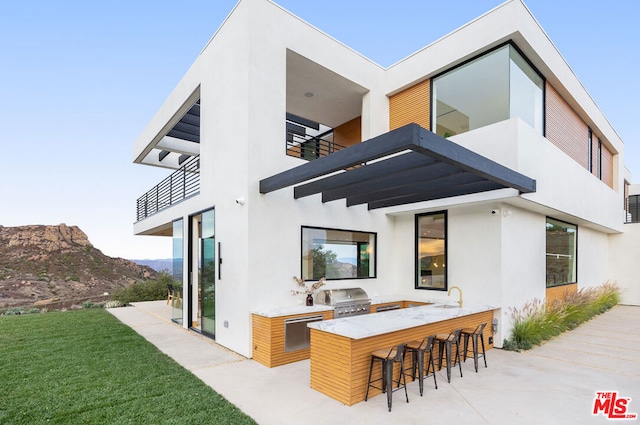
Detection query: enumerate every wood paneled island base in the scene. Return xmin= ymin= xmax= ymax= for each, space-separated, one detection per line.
xmin=309 ymin=309 xmax=494 ymax=406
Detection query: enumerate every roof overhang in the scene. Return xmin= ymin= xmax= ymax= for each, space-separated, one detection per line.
xmin=259 ymin=124 xmax=536 ymax=210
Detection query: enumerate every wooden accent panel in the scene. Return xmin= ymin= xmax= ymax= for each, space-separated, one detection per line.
xmin=601 ymin=144 xmax=614 ymax=188
xmin=389 ymin=79 xmax=431 ymax=131
xmin=545 ymin=83 xmax=589 ymax=168
xmin=369 ymin=302 xmax=402 ymax=313
xmin=546 ymin=283 xmax=578 ymax=305
xmin=310 ymin=310 xmax=494 ymax=405
xmin=252 ymin=311 xmax=333 ymax=368
xmin=402 ymin=301 xmax=431 ymax=308
xmin=334 ymin=116 xmax=361 ymax=148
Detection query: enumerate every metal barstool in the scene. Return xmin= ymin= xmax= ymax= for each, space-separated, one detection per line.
xmin=434 ymin=328 xmax=463 ymax=383
xmin=461 ymin=323 xmax=488 ymax=372
xmin=406 ymin=335 xmax=438 ymax=396
xmin=365 ymin=343 xmax=409 ymax=412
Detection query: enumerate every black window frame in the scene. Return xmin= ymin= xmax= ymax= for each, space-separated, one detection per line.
xmin=545 ymin=217 xmax=578 ymax=288
xmin=430 ymin=40 xmax=546 ymax=138
xmin=300 ymin=225 xmax=377 ymax=281
xmin=415 ymin=211 xmax=448 ymax=291
xmin=597 ymin=138 xmax=603 ymax=180
xmin=588 ymin=128 xmax=593 ymax=173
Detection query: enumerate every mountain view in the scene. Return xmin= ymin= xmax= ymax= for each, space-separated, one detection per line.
xmin=131 ymin=259 xmax=173 ymax=273
xmin=0 ymin=224 xmax=157 ymax=308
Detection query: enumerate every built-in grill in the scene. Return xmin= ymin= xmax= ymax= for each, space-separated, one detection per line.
xmin=315 ymin=287 xmax=371 ymax=318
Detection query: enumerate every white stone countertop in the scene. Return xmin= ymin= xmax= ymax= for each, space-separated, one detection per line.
xmin=307 ymin=303 xmax=497 ymax=340
xmin=251 ymin=294 xmax=441 ymax=318
xmin=251 ymin=304 xmax=334 ymax=318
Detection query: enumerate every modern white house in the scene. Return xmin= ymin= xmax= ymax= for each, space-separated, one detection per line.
xmin=132 ymin=0 xmax=639 ymax=360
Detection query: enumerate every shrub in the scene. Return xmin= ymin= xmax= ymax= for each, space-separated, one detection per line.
xmin=504 ymin=281 xmax=620 ymax=351
xmin=104 ymin=300 xmax=124 ymax=309
xmin=82 ymin=302 xmax=103 ymax=309
xmin=112 ymin=272 xmax=175 ymax=304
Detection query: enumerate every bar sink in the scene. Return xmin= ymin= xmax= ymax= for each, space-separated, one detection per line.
xmin=435 ymin=304 xmax=458 ymax=309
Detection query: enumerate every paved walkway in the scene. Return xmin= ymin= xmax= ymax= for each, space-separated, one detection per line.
xmin=108 ymin=303 xmax=640 ymax=425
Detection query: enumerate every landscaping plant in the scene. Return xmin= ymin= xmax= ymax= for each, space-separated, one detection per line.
xmin=504 ymin=281 xmax=620 ymax=351
xmin=112 ymin=271 xmax=175 ymax=304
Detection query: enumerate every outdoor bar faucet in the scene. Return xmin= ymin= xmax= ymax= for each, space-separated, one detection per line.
xmin=448 ymin=286 xmax=463 ymax=308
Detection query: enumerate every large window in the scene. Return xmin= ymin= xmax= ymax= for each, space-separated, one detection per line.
xmin=432 ymin=43 xmax=544 ymax=138
xmin=301 ymin=226 xmax=376 ymax=280
xmin=546 ymin=218 xmax=577 ymax=287
xmin=416 ymin=212 xmax=447 ymax=290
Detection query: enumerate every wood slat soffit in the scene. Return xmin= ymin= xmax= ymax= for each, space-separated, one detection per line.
xmin=259 ymin=124 xmax=536 ymax=210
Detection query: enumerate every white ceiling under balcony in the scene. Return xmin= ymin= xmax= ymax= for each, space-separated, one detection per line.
xmin=286 ymin=50 xmax=368 ymax=129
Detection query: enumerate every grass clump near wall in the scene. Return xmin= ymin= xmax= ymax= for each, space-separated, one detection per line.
xmin=112 ymin=271 xmax=174 ymax=304
xmin=0 ymin=309 xmax=257 ymax=425
xmin=503 ymin=281 xmax=620 ymax=351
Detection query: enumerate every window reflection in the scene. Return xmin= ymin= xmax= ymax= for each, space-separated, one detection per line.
xmin=546 ymin=218 xmax=577 ymax=287
xmin=433 ymin=44 xmax=543 ymax=137
xmin=301 ymin=227 xmax=376 ymax=280
xmin=416 ymin=212 xmax=447 ymax=290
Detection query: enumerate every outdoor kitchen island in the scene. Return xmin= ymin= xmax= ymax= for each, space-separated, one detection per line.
xmin=306 ymin=303 xmax=496 ymax=406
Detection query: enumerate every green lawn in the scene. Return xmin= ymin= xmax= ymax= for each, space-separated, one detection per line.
xmin=0 ymin=309 xmax=257 ymax=425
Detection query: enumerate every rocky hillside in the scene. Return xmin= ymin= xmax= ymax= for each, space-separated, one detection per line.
xmin=0 ymin=224 xmax=157 ymax=308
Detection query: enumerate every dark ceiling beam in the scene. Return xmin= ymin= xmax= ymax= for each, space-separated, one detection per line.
xmin=260 ymin=124 xmax=420 ymax=193
xmin=322 ymin=161 xmax=455 ymax=203
xmin=178 ymin=154 xmax=190 ymax=165
xmin=294 ymin=152 xmax=434 ymax=199
xmin=413 ymin=127 xmax=536 ymax=194
xmin=367 ymin=180 xmax=505 ymax=210
xmin=167 ymin=129 xmax=200 ymax=143
xmin=345 ymin=171 xmax=483 ymax=207
xmin=286 ymin=113 xmax=319 ymax=130
xmin=179 ymin=112 xmax=200 ymax=127
xmin=171 ymin=121 xmax=200 ymax=136
xmin=159 ymin=150 xmax=170 ymax=162
xmin=259 ymin=123 xmax=537 ymax=210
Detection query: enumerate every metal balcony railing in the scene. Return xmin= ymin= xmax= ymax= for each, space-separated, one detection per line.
xmin=286 ymin=119 xmax=346 ymax=161
xmin=136 ymin=155 xmax=200 ymax=222
xmin=625 ymin=196 xmax=640 ymax=224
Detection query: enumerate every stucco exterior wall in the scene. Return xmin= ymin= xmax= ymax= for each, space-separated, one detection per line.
xmin=608 ymin=225 xmax=640 ymax=306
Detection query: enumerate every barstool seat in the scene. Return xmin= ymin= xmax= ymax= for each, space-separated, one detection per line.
xmin=365 ymin=343 xmax=409 ymax=412
xmin=406 ymin=335 xmax=438 ymax=396
xmin=461 ymin=323 xmax=488 ymax=372
xmin=434 ymin=329 xmax=463 ymax=383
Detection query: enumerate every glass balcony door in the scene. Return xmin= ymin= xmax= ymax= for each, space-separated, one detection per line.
xmin=189 ymin=208 xmax=216 ymax=338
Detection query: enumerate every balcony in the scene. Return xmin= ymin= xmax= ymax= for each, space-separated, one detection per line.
xmin=625 ymin=196 xmax=640 ymax=224
xmin=136 ymin=156 xmax=200 ymax=222
xmin=286 ymin=114 xmax=346 ymax=161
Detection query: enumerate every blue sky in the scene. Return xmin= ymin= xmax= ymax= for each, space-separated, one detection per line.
xmin=1 ymin=0 xmax=638 ymax=260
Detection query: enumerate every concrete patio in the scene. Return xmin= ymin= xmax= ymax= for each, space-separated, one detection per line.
xmin=108 ymin=302 xmax=640 ymax=424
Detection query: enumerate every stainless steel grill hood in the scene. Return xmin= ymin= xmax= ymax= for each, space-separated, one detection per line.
xmin=315 ymin=287 xmax=369 ymax=306
xmin=315 ymin=288 xmax=371 ymax=318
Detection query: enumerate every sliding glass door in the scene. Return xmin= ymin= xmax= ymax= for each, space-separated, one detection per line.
xmin=200 ymin=209 xmax=215 ymax=337
xmin=188 ymin=208 xmax=216 ymax=338
xmin=172 ymin=219 xmax=184 ymax=324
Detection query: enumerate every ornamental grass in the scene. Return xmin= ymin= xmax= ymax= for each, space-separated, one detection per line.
xmin=503 ymin=281 xmax=620 ymax=351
